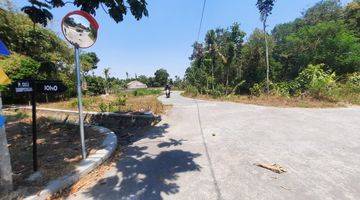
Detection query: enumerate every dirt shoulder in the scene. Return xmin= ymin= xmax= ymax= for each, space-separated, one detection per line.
xmin=182 ymin=93 xmax=350 ymax=108
xmin=4 ymin=111 xmax=106 ymax=198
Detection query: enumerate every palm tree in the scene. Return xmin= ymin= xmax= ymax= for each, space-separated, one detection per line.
xmin=103 ymin=67 xmax=110 ymax=95
xmin=205 ymin=30 xmax=217 ymax=90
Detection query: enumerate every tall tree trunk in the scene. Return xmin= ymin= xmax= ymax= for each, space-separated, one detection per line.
xmin=0 ymin=92 xmax=13 ymax=194
xmin=212 ymin=57 xmax=215 ymax=90
xmin=225 ymin=64 xmax=229 ymax=95
xmin=263 ymin=21 xmax=270 ymax=94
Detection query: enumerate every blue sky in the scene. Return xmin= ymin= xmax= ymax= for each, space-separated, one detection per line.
xmin=14 ymin=0 xmax=352 ymax=79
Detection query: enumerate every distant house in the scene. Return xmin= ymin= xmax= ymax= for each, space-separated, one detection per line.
xmin=127 ymin=81 xmax=147 ymax=90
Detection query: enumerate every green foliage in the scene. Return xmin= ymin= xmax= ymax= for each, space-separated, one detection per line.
xmin=256 ymin=0 xmax=276 ymax=22
xmin=85 ymin=75 xmax=106 ymax=95
xmin=344 ymin=0 xmax=360 ymax=36
xmin=133 ymin=89 xmax=161 ymax=96
xmin=184 ymin=85 xmax=199 ymax=97
xmin=22 ymin=0 xmax=148 ymax=26
xmin=249 ymin=82 xmax=265 ymax=97
xmin=80 ymin=52 xmax=100 ymax=74
xmin=294 ymin=64 xmax=337 ymax=99
xmin=99 ymin=102 xmax=108 ymax=112
xmin=154 ymin=68 xmax=169 ymax=87
xmin=0 ymin=53 xmax=40 ymax=80
xmin=346 ymin=72 xmax=360 ymax=90
xmin=270 ymin=82 xmax=291 ymax=97
xmin=114 ymin=93 xmax=127 ymax=106
xmin=303 ymin=0 xmax=342 ymax=25
xmin=70 ymin=98 xmax=93 ymax=110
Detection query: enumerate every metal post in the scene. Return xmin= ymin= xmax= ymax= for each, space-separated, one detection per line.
xmin=74 ymin=46 xmax=87 ymax=159
xmin=31 ymin=82 xmax=38 ymax=171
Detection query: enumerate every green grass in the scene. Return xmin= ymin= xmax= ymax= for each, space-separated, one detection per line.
xmin=5 ymin=111 xmax=29 ymax=122
xmin=133 ymin=89 xmax=162 ymax=96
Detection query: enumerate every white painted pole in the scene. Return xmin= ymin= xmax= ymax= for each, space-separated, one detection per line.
xmin=74 ymin=47 xmax=87 ymax=159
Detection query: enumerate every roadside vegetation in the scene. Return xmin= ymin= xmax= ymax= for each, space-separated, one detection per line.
xmin=183 ymin=0 xmax=360 ymax=107
xmin=41 ymin=89 xmax=165 ymax=115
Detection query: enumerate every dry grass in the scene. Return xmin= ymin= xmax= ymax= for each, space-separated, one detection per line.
xmin=184 ymin=93 xmax=347 ymax=108
xmin=40 ymin=93 xmax=165 ymax=115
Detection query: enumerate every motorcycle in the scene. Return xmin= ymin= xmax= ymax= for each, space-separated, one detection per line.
xmin=165 ymin=89 xmax=171 ymax=98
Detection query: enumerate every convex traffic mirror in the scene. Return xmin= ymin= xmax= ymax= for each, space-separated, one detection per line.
xmin=61 ymin=10 xmax=99 ymax=48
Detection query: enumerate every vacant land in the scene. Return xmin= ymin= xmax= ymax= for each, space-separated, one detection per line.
xmin=40 ymin=90 xmax=165 ymax=115
xmin=4 ymin=111 xmax=105 ymax=195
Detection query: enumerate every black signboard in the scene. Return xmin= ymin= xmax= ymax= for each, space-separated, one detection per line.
xmin=15 ymin=80 xmax=33 ymax=93
xmin=36 ymin=80 xmax=67 ymax=94
xmin=12 ymin=79 xmax=67 ymax=171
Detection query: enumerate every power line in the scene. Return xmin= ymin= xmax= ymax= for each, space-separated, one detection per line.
xmin=197 ymin=0 xmax=207 ymax=41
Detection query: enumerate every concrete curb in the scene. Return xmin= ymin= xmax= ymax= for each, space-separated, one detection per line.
xmin=9 ymin=106 xmax=156 ymax=118
xmin=23 ymin=126 xmax=118 ymax=200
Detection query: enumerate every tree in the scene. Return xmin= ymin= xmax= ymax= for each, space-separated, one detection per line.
xmin=22 ymin=0 xmax=148 ymax=26
xmin=344 ymin=0 xmax=360 ymax=36
xmin=303 ymin=0 xmax=342 ymax=25
xmin=256 ymin=0 xmax=276 ymax=93
xmin=283 ymin=21 xmax=360 ymax=76
xmin=154 ymin=68 xmax=169 ymax=87
xmin=205 ymin=30 xmax=217 ymax=90
xmin=0 ymin=53 xmax=41 ymax=80
xmin=103 ymin=67 xmax=110 ymax=95
xmin=80 ymin=52 xmax=99 ymax=74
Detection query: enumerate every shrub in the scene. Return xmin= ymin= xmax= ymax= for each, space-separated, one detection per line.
xmin=99 ymin=102 xmax=108 ymax=112
xmin=184 ymin=85 xmax=199 ymax=97
xmin=70 ymin=97 xmax=93 ymax=109
xmin=270 ymin=82 xmax=291 ymax=97
xmin=346 ymin=72 xmax=360 ymax=90
xmin=294 ymin=64 xmax=337 ymax=99
xmin=250 ymin=82 xmax=265 ymax=97
xmin=133 ymin=89 xmax=162 ymax=96
xmin=114 ymin=94 xmax=127 ymax=106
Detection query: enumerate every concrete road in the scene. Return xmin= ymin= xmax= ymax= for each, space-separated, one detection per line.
xmin=68 ymin=91 xmax=360 ymax=200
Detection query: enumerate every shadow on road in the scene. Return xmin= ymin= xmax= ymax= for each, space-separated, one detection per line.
xmin=83 ymin=123 xmax=201 ymax=200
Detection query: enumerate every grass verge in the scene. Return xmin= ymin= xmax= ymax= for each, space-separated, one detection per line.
xmin=182 ymin=93 xmax=349 ymax=108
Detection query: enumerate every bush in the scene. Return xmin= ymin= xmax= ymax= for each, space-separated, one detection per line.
xmin=133 ymin=89 xmax=161 ymax=96
xmin=294 ymin=64 xmax=337 ymax=99
xmin=184 ymin=85 xmax=199 ymax=97
xmin=99 ymin=102 xmax=108 ymax=112
xmin=249 ymin=82 xmax=265 ymax=97
xmin=114 ymin=93 xmax=127 ymax=106
xmin=70 ymin=97 xmax=94 ymax=109
xmin=270 ymin=82 xmax=291 ymax=97
xmin=346 ymin=73 xmax=360 ymax=90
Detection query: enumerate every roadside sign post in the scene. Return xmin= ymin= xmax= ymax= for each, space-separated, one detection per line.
xmin=61 ymin=10 xmax=99 ymax=159
xmin=14 ymin=80 xmax=67 ymax=171
xmin=31 ymin=81 xmax=38 ymax=171
xmin=74 ymin=46 xmax=86 ymax=158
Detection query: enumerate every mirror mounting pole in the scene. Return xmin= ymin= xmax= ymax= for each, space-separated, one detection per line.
xmin=74 ymin=46 xmax=86 ymax=159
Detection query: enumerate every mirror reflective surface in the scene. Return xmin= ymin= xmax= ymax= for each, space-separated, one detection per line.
xmin=62 ymin=14 xmax=97 ymax=48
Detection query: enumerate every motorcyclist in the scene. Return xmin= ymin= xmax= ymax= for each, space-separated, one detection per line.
xmin=164 ymin=84 xmax=171 ymax=98
xmin=164 ymin=84 xmax=171 ymax=91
